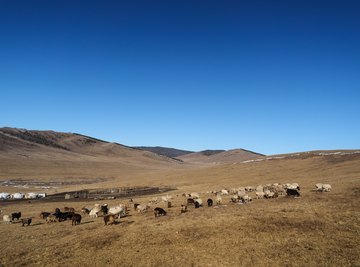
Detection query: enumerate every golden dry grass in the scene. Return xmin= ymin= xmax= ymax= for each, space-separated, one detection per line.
xmin=0 ymin=152 xmax=359 ymax=266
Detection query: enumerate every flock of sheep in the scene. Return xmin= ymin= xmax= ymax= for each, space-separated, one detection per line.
xmin=1 ymin=182 xmax=331 ymax=227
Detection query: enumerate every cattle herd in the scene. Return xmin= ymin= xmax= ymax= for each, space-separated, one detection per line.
xmin=1 ymin=182 xmax=331 ymax=226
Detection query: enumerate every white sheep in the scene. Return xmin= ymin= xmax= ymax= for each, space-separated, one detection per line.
xmin=220 ymin=189 xmax=229 ymax=195
xmin=108 ymin=204 xmax=127 ymax=218
xmin=137 ymin=204 xmax=150 ymax=213
xmin=216 ymin=194 xmax=222 ymax=205
xmin=194 ymin=198 xmax=203 ymax=208
xmin=3 ymin=215 xmax=11 ymax=224
xmin=89 ymin=204 xmax=102 ymax=218
xmin=322 ymin=184 xmax=332 ymax=192
xmin=190 ymin=192 xmax=200 ymax=199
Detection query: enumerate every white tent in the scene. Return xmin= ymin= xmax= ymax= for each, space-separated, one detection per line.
xmin=25 ymin=192 xmax=37 ymax=199
xmin=0 ymin=192 xmax=11 ymax=199
xmin=11 ymin=192 xmax=24 ymax=199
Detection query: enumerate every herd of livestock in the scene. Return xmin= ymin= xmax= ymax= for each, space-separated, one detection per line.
xmin=1 ymin=182 xmax=332 ymax=227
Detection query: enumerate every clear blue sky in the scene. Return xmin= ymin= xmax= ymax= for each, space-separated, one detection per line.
xmin=1 ymin=1 xmax=359 ymax=155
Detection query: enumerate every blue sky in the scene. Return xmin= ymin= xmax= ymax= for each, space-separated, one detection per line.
xmin=0 ymin=0 xmax=359 ymax=155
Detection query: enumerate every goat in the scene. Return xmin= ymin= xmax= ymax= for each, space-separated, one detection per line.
xmin=71 ymin=214 xmax=82 ymax=226
xmin=21 ymin=218 xmax=32 ymax=226
xmin=39 ymin=212 xmax=51 ymax=219
xmin=181 ymin=205 xmax=187 ymax=214
xmin=104 ymin=214 xmax=116 ymax=225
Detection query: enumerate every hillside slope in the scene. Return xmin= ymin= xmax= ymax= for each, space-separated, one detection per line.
xmin=177 ymin=149 xmax=265 ymax=164
xmin=0 ymin=128 xmax=183 ymax=183
xmin=135 ymin=146 xmax=194 ymax=158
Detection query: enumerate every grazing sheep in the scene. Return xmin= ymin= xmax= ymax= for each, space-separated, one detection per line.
xmin=89 ymin=204 xmax=102 ymax=218
xmin=315 ymin=183 xmax=332 ymax=192
xmin=245 ymin=186 xmax=255 ymax=192
xmin=99 ymin=204 xmax=108 ymax=216
xmin=221 ymin=189 xmax=229 ymax=195
xmin=11 ymin=212 xmax=21 ymax=221
xmin=187 ymin=198 xmax=195 ymax=205
xmin=194 ymin=199 xmax=203 ymax=208
xmin=180 ymin=205 xmax=187 ymax=214
xmin=46 ymin=215 xmax=58 ymax=223
xmin=154 ymin=207 xmax=167 ymax=217
xmin=104 ymin=214 xmax=116 ymax=225
xmin=81 ymin=207 xmax=91 ymax=214
xmin=287 ymin=183 xmax=300 ymax=191
xmin=136 ymin=204 xmax=150 ymax=213
xmin=240 ymin=195 xmax=252 ymax=203
xmin=71 ymin=214 xmax=82 ymax=226
xmin=286 ymin=188 xmax=300 ymax=197
xmin=264 ymin=190 xmax=278 ymax=199
xmin=216 ymin=195 xmax=222 ymax=205
xmin=39 ymin=212 xmax=51 ymax=219
xmin=322 ymin=184 xmax=332 ymax=192
xmin=255 ymin=192 xmax=265 ymax=199
xmin=64 ymin=207 xmax=75 ymax=213
xmin=161 ymin=195 xmax=172 ymax=202
xmin=207 ymin=199 xmax=213 ymax=207
xmin=149 ymin=197 xmax=158 ymax=203
xmin=190 ymin=192 xmax=200 ymax=199
xmin=21 ymin=218 xmax=32 ymax=227
xmin=3 ymin=215 xmax=12 ymax=224
xmin=134 ymin=203 xmax=140 ymax=211
xmin=108 ymin=204 xmax=127 ymax=218
xmin=230 ymin=195 xmax=239 ymax=203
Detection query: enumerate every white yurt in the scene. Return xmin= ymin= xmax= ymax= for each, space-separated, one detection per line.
xmin=11 ymin=192 xmax=24 ymax=199
xmin=0 ymin=192 xmax=11 ymax=199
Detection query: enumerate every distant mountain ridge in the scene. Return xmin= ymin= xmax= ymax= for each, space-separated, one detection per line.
xmin=135 ymin=146 xmax=194 ymax=158
xmin=177 ymin=149 xmax=265 ymax=164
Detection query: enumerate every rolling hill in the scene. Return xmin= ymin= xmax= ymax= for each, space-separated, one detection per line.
xmin=0 ymin=127 xmax=184 ymax=185
xmin=177 ymin=149 xmax=265 ymax=164
xmin=135 ymin=146 xmax=194 ymax=158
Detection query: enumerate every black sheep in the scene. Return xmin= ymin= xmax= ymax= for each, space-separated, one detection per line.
xmin=286 ymin=188 xmax=300 ymax=197
xmin=154 ymin=207 xmax=167 ymax=217
xmin=11 ymin=212 xmax=21 ymax=221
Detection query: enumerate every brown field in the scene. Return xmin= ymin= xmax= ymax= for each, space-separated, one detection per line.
xmin=0 ymin=150 xmax=360 ymax=266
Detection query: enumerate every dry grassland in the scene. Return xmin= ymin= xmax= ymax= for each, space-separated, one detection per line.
xmin=0 ymin=153 xmax=359 ymax=266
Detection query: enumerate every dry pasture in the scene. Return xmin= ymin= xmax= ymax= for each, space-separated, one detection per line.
xmin=0 ymin=153 xmax=359 ymax=266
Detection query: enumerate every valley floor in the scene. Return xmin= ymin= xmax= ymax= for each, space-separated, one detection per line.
xmin=0 ymin=184 xmax=359 ymax=267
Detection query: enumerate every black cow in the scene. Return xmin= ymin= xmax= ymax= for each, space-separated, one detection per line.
xmin=286 ymin=188 xmax=300 ymax=197
xmin=207 ymin=199 xmax=213 ymax=207
xmin=154 ymin=207 xmax=167 ymax=217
